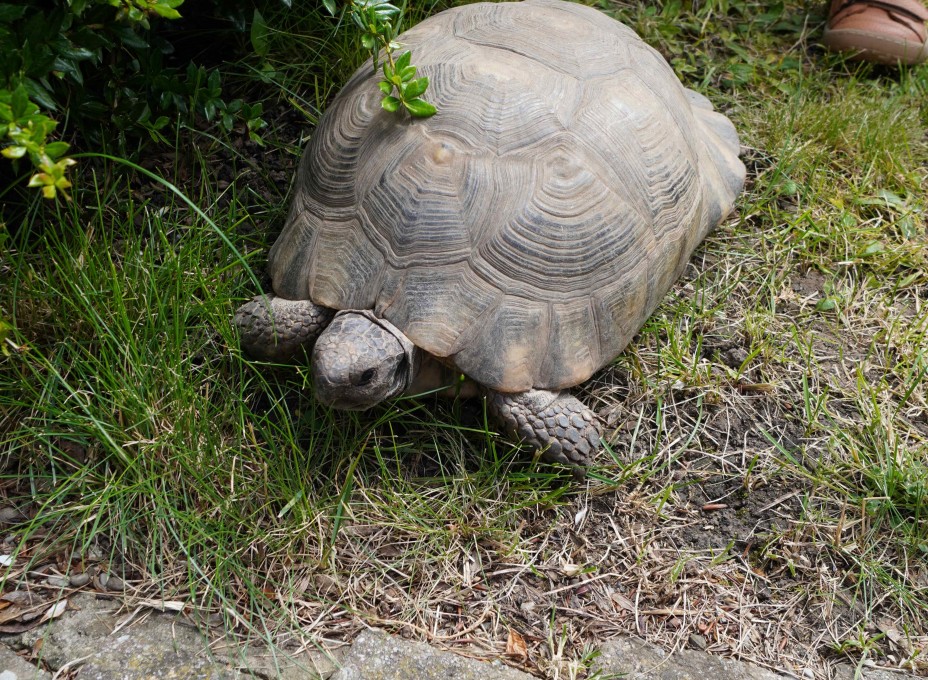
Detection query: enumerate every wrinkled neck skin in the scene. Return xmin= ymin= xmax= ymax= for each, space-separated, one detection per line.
xmin=311 ymin=310 xmax=419 ymax=411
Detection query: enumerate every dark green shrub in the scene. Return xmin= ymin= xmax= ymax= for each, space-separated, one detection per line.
xmin=0 ymin=0 xmax=266 ymax=198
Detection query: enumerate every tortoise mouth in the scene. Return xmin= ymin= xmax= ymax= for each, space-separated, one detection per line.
xmin=318 ymin=392 xmax=388 ymax=412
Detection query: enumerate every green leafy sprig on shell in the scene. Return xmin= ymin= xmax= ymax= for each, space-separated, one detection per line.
xmin=325 ymin=0 xmax=437 ymax=118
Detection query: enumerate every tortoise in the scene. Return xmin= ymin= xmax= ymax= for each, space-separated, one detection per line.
xmin=234 ymin=0 xmax=745 ymax=468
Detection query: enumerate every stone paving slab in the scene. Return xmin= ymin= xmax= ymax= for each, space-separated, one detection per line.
xmin=593 ymin=637 xmax=919 ymax=680
xmin=595 ymin=636 xmax=782 ymax=679
xmin=0 ymin=593 xmax=921 ymax=679
xmin=0 ymin=594 xmax=338 ymax=679
xmin=0 ymin=645 xmax=51 ymax=680
xmin=330 ymin=629 xmax=533 ymax=680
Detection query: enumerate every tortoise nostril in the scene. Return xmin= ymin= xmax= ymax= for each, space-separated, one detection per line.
xmin=357 ymin=368 xmax=376 ymax=386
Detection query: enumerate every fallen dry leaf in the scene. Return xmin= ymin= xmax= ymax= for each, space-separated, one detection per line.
xmin=39 ymin=599 xmax=68 ymax=623
xmin=506 ymin=628 xmax=528 ymax=661
xmin=1 ymin=590 xmax=36 ymax=606
xmin=611 ymin=592 xmax=636 ymax=612
xmin=0 ymin=604 xmax=28 ymax=625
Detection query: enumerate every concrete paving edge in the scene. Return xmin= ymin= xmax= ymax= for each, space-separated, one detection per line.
xmin=0 ymin=594 xmax=920 ymax=679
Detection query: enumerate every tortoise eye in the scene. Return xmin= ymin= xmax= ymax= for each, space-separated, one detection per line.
xmin=357 ymin=368 xmax=376 ymax=386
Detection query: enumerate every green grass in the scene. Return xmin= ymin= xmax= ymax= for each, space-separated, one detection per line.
xmin=2 ymin=0 xmax=928 ymax=677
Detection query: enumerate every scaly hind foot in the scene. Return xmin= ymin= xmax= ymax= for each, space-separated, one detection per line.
xmin=487 ymin=389 xmax=601 ymax=469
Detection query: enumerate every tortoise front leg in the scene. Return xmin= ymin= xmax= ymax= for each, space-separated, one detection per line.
xmin=234 ymin=295 xmax=334 ymax=361
xmin=486 ymin=389 xmax=601 ymax=468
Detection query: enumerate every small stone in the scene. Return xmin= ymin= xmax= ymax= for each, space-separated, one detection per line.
xmin=721 ymin=347 xmax=749 ymax=368
xmin=689 ymin=633 xmax=707 ymax=650
xmin=46 ymin=575 xmax=70 ymax=588
xmin=69 ymin=573 xmax=91 ymax=587
xmin=104 ymin=575 xmax=125 ymax=591
xmin=0 ymin=507 xmax=25 ymax=524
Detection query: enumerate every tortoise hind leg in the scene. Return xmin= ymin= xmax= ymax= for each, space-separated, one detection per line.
xmin=486 ymin=389 xmax=601 ymax=468
xmin=234 ymin=295 xmax=334 ymax=361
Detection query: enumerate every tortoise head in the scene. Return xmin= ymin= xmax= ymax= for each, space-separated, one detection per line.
xmin=312 ymin=312 xmax=416 ymax=410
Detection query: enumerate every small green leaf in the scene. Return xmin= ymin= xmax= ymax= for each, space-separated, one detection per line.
xmin=897 ymin=215 xmax=917 ymax=239
xmin=361 ymin=34 xmax=375 ymax=50
xmin=11 ymin=86 xmax=34 ymax=119
xmin=403 ymin=76 xmax=428 ymax=99
xmin=151 ymin=3 xmax=182 ymax=19
xmin=111 ymin=25 xmax=150 ymax=49
xmin=23 ymin=80 xmax=57 ymax=111
xmin=381 ymin=96 xmax=400 ymax=112
xmin=44 ymin=141 xmax=70 ymax=159
xmin=778 ymin=180 xmax=798 ymax=195
xmin=815 ymin=298 xmax=837 ymax=312
xmin=251 ymin=9 xmax=269 ymax=57
xmin=0 ymin=4 xmax=28 ymax=21
xmin=399 ymin=65 xmax=416 ymax=82
xmin=322 ymin=0 xmax=337 ymax=15
xmin=875 ymin=189 xmax=905 ymax=208
xmin=403 ymin=98 xmax=437 ymax=118
xmin=395 ymin=50 xmax=412 ymax=71
xmin=898 ymin=272 xmax=919 ymax=288
xmin=859 ymin=241 xmax=884 ymax=257
xmin=377 ymin=80 xmax=393 ymax=95
xmin=1 ymin=145 xmax=27 ymax=159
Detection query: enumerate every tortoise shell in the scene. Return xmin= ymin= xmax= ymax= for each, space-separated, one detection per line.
xmin=269 ymin=0 xmax=745 ymax=393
